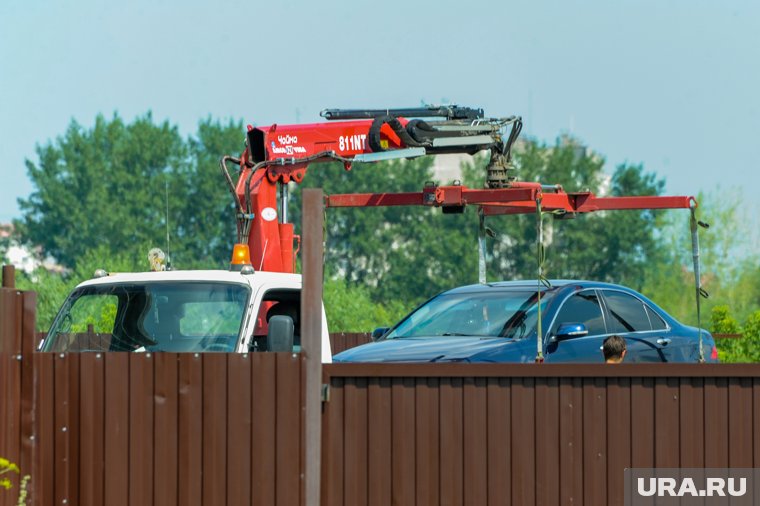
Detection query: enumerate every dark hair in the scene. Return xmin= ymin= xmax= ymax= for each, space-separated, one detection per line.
xmin=602 ymin=335 xmax=626 ymax=361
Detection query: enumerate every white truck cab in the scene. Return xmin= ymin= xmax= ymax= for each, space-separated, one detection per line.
xmin=40 ymin=269 xmax=332 ymax=362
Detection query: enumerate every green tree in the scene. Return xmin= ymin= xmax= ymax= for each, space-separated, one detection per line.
xmin=710 ymin=305 xmax=760 ymax=363
xmin=465 ymin=137 xmax=667 ymax=291
xmin=17 ymin=113 xmax=187 ymax=267
xmin=15 ymin=113 xmax=242 ymax=270
xmin=642 ymin=189 xmax=760 ymax=327
xmin=323 ymin=278 xmax=408 ymax=331
xmin=176 ymin=117 xmax=244 ymax=268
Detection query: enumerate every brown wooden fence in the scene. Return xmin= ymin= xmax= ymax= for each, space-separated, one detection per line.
xmin=329 ymin=332 xmax=372 ymax=355
xmin=0 ymin=285 xmax=35 ymax=506
xmin=0 ymin=286 xmax=306 ymax=506
xmin=321 ymin=363 xmax=760 ymax=506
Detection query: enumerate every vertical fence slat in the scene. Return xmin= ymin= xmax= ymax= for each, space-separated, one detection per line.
xmin=275 ymin=353 xmax=301 ymax=506
xmin=251 ymin=353 xmax=276 ymax=505
xmin=68 ymin=354 xmax=81 ymax=506
xmin=535 ymin=377 xmax=559 ymax=506
xmin=654 ymin=377 xmax=680 ymax=468
xmin=415 ymin=377 xmax=439 ymax=506
xmin=583 ymin=377 xmax=607 ymax=505
xmin=607 ymin=377 xmax=631 ymax=506
xmin=202 ymin=354 xmax=228 ymax=506
xmin=559 ymin=377 xmax=583 ymax=506
xmin=33 ymin=353 xmax=55 ymax=506
xmin=104 ymin=353 xmax=129 ymax=506
xmin=128 ymin=354 xmax=153 ymax=506
xmin=227 ymin=353 xmax=252 ymax=506
xmin=0 ymin=288 xmax=22 ymax=502
xmin=439 ymin=377 xmax=463 ymax=506
xmin=754 ymin=378 xmax=760 ymax=467
xmin=392 ymin=377 xmax=416 ymax=505
xmin=367 ymin=377 xmax=391 ymax=506
xmin=704 ymin=377 xmax=729 ymax=467
xmin=343 ymin=377 xmax=368 ymax=506
xmin=322 ymin=376 xmax=344 ymax=506
xmin=463 ymin=377 xmax=488 ymax=506
xmin=53 ymin=354 xmax=72 ymax=506
xmin=178 ymin=354 xmax=202 ymax=506
xmin=511 ymin=377 xmax=534 ymax=506
xmin=631 ymin=377 xmax=654 ymax=468
xmin=153 ymin=353 xmax=178 ymax=505
xmin=79 ymin=353 xmax=105 ymax=506
xmin=679 ymin=377 xmax=704 ymax=467
xmin=487 ymin=378 xmax=510 ymax=506
xmin=728 ymin=377 xmax=753 ymax=467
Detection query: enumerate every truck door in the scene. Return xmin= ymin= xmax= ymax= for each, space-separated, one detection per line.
xmin=244 ymin=283 xmax=332 ymax=361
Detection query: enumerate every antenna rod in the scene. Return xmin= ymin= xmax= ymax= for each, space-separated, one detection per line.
xmin=165 ymin=180 xmax=172 ymax=269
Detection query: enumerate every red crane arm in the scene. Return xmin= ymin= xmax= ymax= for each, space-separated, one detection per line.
xmin=229 ymin=107 xmax=519 ymax=273
xmin=223 ymin=107 xmax=693 ymax=274
xmin=325 ymin=184 xmax=696 ymax=214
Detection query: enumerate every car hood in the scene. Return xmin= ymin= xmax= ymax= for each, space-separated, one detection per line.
xmin=333 ymin=336 xmax=523 ymax=363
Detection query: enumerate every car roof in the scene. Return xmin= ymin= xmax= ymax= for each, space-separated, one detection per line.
xmin=443 ymin=279 xmax=632 ymax=295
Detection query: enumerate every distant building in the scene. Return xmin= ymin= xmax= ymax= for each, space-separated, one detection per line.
xmin=0 ymin=223 xmax=64 ymax=274
xmin=431 ymin=153 xmax=473 ymax=183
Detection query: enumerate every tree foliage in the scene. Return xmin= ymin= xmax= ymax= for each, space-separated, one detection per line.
xmin=710 ymin=305 xmax=760 ymax=363
xmin=463 ymin=140 xmax=667 ymax=290
xmin=16 ymin=113 xmax=243 ymax=270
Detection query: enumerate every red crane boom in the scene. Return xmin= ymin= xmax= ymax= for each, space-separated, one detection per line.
xmin=220 ymin=106 xmax=694 ymax=273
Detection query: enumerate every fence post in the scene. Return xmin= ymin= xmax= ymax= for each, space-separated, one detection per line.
xmin=301 ymin=189 xmax=323 ymax=506
xmin=0 ymin=266 xmax=22 ymax=503
xmin=2 ymin=264 xmax=15 ymax=288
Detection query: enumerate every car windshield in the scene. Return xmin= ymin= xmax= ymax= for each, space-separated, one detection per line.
xmin=44 ymin=281 xmax=250 ymax=352
xmin=385 ymin=288 xmax=555 ymax=339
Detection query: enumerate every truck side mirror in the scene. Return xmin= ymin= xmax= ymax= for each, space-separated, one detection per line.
xmin=268 ymin=315 xmax=294 ymax=352
xmin=371 ymin=327 xmax=390 ymax=341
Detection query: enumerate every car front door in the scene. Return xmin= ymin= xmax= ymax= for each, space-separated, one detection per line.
xmin=544 ymin=289 xmax=608 ymax=363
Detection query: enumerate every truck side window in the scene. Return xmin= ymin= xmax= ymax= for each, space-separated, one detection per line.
xmin=252 ymin=289 xmax=301 ymax=351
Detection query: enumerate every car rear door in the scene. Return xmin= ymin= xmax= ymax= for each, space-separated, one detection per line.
xmin=599 ymin=289 xmax=670 ymax=362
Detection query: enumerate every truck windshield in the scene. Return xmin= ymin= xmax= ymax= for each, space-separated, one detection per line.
xmin=44 ymin=282 xmax=250 ymax=352
xmin=385 ymin=289 xmax=555 ymax=339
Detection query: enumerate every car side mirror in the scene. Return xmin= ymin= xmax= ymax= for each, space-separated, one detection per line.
xmin=268 ymin=315 xmax=294 ymax=352
xmin=371 ymin=327 xmax=390 ymax=341
xmin=552 ymin=323 xmax=588 ymax=342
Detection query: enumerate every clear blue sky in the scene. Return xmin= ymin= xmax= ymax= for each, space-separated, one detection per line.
xmin=1 ymin=0 xmax=758 ymax=227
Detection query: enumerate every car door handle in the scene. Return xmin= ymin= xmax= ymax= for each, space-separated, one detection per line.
xmin=656 ymin=338 xmax=671 ymax=346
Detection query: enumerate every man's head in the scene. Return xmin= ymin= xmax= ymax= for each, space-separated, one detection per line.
xmin=603 ymin=335 xmax=627 ymax=363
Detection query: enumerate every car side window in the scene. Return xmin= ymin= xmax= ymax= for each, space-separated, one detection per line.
xmin=603 ymin=291 xmax=651 ymax=333
xmin=645 ymin=306 xmax=667 ymax=330
xmin=552 ymin=291 xmax=606 ymax=336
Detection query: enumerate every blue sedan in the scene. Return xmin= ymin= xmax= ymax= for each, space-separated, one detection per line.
xmin=334 ymin=280 xmax=718 ymax=363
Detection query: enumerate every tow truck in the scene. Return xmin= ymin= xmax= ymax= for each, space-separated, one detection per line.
xmin=40 ymin=105 xmax=705 ymax=360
